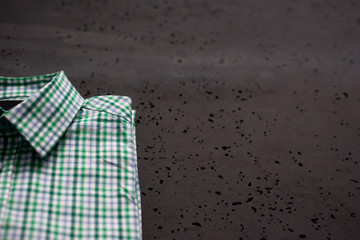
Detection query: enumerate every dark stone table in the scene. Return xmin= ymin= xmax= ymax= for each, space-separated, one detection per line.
xmin=1 ymin=0 xmax=359 ymax=239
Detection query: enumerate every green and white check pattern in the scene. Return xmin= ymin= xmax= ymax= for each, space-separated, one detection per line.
xmin=0 ymin=70 xmax=142 ymax=239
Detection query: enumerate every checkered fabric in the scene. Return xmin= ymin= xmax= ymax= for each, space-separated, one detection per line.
xmin=0 ymin=70 xmax=142 ymax=240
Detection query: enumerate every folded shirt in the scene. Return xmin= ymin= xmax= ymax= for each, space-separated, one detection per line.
xmin=0 ymin=70 xmax=142 ymax=240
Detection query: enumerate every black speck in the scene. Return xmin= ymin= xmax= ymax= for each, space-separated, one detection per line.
xmin=192 ymin=222 xmax=201 ymax=227
xmin=311 ymin=218 xmax=318 ymax=224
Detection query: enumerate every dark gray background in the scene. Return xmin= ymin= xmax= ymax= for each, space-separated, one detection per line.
xmin=1 ymin=0 xmax=359 ymax=239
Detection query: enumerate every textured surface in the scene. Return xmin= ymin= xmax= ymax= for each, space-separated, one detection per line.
xmin=0 ymin=0 xmax=359 ymax=239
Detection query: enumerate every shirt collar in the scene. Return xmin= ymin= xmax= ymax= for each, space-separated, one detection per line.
xmin=0 ymin=70 xmax=84 ymax=158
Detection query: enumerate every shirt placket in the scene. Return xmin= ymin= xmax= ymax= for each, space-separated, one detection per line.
xmin=0 ymin=132 xmax=22 ymax=229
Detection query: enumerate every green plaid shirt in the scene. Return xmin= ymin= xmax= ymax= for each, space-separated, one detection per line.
xmin=0 ymin=70 xmax=142 ymax=240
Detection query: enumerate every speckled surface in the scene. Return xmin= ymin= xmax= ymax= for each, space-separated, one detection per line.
xmin=1 ymin=0 xmax=359 ymax=239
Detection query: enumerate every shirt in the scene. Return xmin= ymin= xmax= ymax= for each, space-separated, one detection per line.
xmin=0 ymin=70 xmax=142 ymax=240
